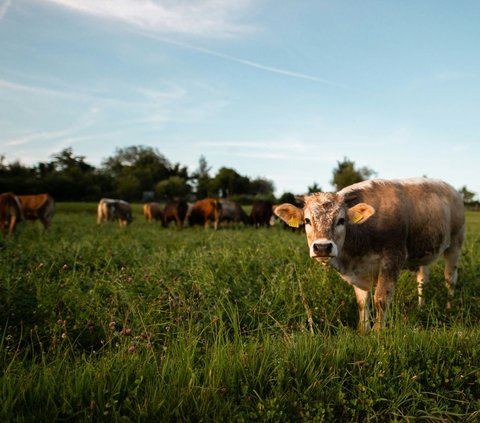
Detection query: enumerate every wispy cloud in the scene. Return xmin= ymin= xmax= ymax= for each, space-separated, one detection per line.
xmin=0 ymin=0 xmax=11 ymax=20
xmin=0 ymin=78 xmax=83 ymax=99
xmin=431 ymin=71 xmax=476 ymax=82
xmin=136 ymin=32 xmax=346 ymax=87
xmin=42 ymin=0 xmax=255 ymax=38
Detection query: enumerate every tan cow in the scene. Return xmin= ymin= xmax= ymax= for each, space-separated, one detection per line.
xmin=97 ymin=198 xmax=133 ymax=226
xmin=143 ymin=202 xmax=163 ymax=223
xmin=0 ymin=192 xmax=23 ymax=235
xmin=187 ymin=198 xmax=222 ymax=230
xmin=17 ymin=194 xmax=55 ymax=230
xmin=274 ymin=178 xmax=465 ymax=333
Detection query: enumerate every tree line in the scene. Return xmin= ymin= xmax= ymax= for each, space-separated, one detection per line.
xmin=0 ymin=146 xmax=278 ymax=203
xmin=1 ymin=146 xmax=476 ymax=205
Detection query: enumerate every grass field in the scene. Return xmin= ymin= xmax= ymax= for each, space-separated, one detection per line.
xmin=1 ymin=204 xmax=479 ymax=422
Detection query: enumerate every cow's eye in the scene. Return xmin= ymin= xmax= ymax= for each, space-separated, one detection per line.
xmin=304 ymin=218 xmax=311 ymax=225
xmin=337 ymin=218 xmax=345 ymax=226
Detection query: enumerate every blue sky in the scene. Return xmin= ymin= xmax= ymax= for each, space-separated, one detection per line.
xmin=1 ymin=0 xmax=479 ymax=197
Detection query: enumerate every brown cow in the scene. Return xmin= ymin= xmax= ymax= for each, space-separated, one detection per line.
xmin=274 ymin=178 xmax=465 ymax=333
xmin=163 ymin=200 xmax=188 ymax=228
xmin=0 ymin=192 xmax=22 ymax=235
xmin=17 ymin=194 xmax=55 ymax=230
xmin=187 ymin=198 xmax=222 ymax=229
xmin=97 ymin=198 xmax=133 ymax=226
xmin=143 ymin=202 xmax=163 ymax=223
xmin=250 ymin=200 xmax=273 ymax=228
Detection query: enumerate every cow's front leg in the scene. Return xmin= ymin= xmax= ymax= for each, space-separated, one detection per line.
xmin=353 ymin=286 xmax=371 ymax=334
xmin=373 ymin=260 xmax=399 ymax=331
xmin=416 ymin=265 xmax=430 ymax=307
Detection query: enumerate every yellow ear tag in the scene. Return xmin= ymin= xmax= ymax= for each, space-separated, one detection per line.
xmin=287 ymin=217 xmax=300 ymax=228
xmin=352 ymin=214 xmax=364 ymax=224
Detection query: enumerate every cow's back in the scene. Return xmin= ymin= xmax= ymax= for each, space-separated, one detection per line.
xmin=340 ymin=178 xmax=465 ymax=266
xmin=18 ymin=194 xmax=55 ymax=229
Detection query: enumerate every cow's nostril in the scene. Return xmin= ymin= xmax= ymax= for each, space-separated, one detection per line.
xmin=313 ymin=241 xmax=333 ymax=256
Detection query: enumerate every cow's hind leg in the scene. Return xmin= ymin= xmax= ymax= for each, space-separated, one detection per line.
xmin=373 ymin=256 xmax=400 ymax=331
xmin=443 ymin=226 xmax=465 ymax=309
xmin=416 ymin=265 xmax=430 ymax=307
xmin=443 ymin=247 xmax=461 ymax=309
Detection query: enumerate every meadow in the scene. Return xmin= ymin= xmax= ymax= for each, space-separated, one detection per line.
xmin=1 ymin=203 xmax=479 ymax=422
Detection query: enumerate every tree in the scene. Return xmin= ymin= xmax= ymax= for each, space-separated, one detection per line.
xmin=192 ymin=155 xmax=212 ymax=199
xmin=155 ymin=176 xmax=191 ymax=200
xmin=50 ymin=148 xmax=94 ymax=173
xmin=278 ymin=192 xmax=298 ymax=204
xmin=307 ymin=182 xmax=322 ymax=194
xmin=249 ymin=177 xmax=275 ymax=197
xmin=331 ymin=157 xmax=376 ymax=191
xmin=102 ymin=145 xmax=172 ymax=200
xmin=459 ymin=186 xmax=476 ymax=204
xmin=210 ymin=167 xmax=250 ymax=198
xmin=41 ymin=148 xmax=102 ymax=201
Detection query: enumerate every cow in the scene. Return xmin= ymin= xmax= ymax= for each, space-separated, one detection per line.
xmin=219 ymin=199 xmax=249 ymax=226
xmin=17 ymin=194 xmax=55 ymax=230
xmin=250 ymin=200 xmax=274 ymax=228
xmin=97 ymin=198 xmax=133 ymax=226
xmin=143 ymin=202 xmax=163 ymax=223
xmin=187 ymin=198 xmax=222 ymax=230
xmin=163 ymin=200 xmax=189 ymax=228
xmin=0 ymin=192 xmax=23 ymax=235
xmin=274 ymin=178 xmax=465 ymax=333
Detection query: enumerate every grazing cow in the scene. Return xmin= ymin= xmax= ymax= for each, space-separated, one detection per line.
xmin=17 ymin=194 xmax=55 ymax=230
xmin=219 ymin=199 xmax=249 ymax=226
xmin=143 ymin=202 xmax=163 ymax=223
xmin=274 ymin=178 xmax=465 ymax=333
xmin=163 ymin=200 xmax=189 ymax=228
xmin=0 ymin=192 xmax=22 ymax=235
xmin=97 ymin=198 xmax=133 ymax=226
xmin=250 ymin=200 xmax=274 ymax=228
xmin=188 ymin=198 xmax=222 ymax=229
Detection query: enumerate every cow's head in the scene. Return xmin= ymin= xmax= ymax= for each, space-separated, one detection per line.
xmin=274 ymin=193 xmax=375 ymax=262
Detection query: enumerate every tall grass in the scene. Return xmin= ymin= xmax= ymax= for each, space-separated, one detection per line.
xmin=0 ymin=206 xmax=479 ymax=421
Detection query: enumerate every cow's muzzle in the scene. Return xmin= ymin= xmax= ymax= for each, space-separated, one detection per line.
xmin=310 ymin=240 xmax=337 ymax=258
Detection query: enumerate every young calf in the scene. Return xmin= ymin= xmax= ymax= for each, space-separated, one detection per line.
xmin=274 ymin=178 xmax=465 ymax=333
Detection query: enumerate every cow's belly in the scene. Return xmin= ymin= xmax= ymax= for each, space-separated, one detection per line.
xmin=331 ymin=254 xmax=381 ymax=291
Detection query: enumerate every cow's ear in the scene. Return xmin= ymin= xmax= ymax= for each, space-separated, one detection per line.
xmin=274 ymin=203 xmax=304 ymax=228
xmin=347 ymin=203 xmax=375 ymax=224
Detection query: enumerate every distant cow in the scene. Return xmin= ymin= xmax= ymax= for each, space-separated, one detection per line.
xmin=0 ymin=192 xmax=22 ymax=235
xmin=97 ymin=198 xmax=133 ymax=226
xmin=163 ymin=200 xmax=189 ymax=228
xmin=17 ymin=194 xmax=55 ymax=230
xmin=143 ymin=202 xmax=163 ymax=223
xmin=274 ymin=178 xmax=465 ymax=333
xmin=250 ymin=200 xmax=274 ymax=228
xmin=219 ymin=199 xmax=249 ymax=226
xmin=188 ymin=198 xmax=222 ymax=230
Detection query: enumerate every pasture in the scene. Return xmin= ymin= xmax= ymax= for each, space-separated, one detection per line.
xmin=1 ymin=203 xmax=479 ymax=422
